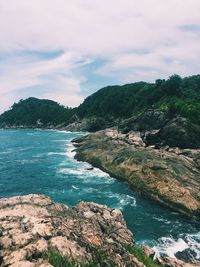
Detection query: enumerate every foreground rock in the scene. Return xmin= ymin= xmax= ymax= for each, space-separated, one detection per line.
xmin=73 ymin=130 xmax=200 ymax=220
xmin=0 ymin=194 xmax=144 ymax=267
xmin=0 ymin=194 xmax=199 ymax=267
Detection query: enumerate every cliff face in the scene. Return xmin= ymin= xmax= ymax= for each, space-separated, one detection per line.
xmin=0 ymin=194 xmax=142 ymax=267
xmin=0 ymin=195 xmax=199 ymax=266
xmin=73 ymin=130 xmax=200 ymax=220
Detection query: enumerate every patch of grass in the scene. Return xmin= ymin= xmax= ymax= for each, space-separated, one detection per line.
xmin=43 ymin=249 xmax=116 ymax=267
xmin=43 ymin=249 xmax=79 ymax=267
xmin=86 ymin=250 xmax=116 ymax=267
xmin=128 ymin=246 xmax=161 ymax=267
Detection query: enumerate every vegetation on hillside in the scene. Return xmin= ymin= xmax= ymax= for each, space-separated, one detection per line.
xmin=0 ymin=97 xmax=74 ymax=126
xmin=77 ymin=74 xmax=200 ymax=124
xmin=43 ymin=249 xmax=115 ymax=267
xmin=0 ymin=74 xmax=200 ymax=127
xmin=43 ymin=247 xmax=160 ymax=267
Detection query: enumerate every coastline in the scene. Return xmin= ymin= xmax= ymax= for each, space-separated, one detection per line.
xmin=0 ymin=128 xmax=200 ymax=266
xmin=72 ymin=129 xmax=200 ymax=221
xmin=2 ymin=126 xmax=200 ymax=220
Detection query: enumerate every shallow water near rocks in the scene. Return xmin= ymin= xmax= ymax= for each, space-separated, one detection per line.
xmin=0 ymin=129 xmax=199 ymax=262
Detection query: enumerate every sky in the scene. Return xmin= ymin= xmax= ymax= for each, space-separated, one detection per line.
xmin=0 ymin=0 xmax=200 ymax=113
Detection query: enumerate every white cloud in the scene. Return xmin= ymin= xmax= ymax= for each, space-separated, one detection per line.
xmin=0 ymin=0 xmax=200 ymax=112
xmin=0 ymin=52 xmax=89 ymax=112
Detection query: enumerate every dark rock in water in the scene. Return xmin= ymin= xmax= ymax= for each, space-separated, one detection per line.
xmin=85 ymin=167 xmax=94 ymax=171
xmin=157 ymin=256 xmax=198 ymax=267
xmin=175 ymin=249 xmax=198 ymax=264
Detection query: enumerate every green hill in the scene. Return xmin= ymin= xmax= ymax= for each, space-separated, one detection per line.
xmin=0 ymin=97 xmax=74 ymax=127
xmin=1 ymin=74 xmax=200 ymax=128
xmin=77 ymin=74 xmax=200 ymax=124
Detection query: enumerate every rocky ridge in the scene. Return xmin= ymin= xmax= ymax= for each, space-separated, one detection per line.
xmin=0 ymin=194 xmax=199 ymax=267
xmin=0 ymin=194 xmax=149 ymax=267
xmin=73 ymin=129 xmax=200 ymax=220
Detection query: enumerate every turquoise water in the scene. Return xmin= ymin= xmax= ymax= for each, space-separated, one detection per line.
xmin=0 ymin=129 xmax=199 ymax=262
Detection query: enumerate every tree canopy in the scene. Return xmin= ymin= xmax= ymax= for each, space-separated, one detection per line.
xmin=0 ymin=97 xmax=74 ymax=126
xmin=1 ymin=74 xmax=200 ymax=126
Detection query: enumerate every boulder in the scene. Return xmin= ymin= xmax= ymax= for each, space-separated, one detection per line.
xmin=146 ymin=117 xmax=200 ymax=149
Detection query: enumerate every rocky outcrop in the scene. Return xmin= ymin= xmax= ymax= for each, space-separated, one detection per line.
xmin=0 ymin=194 xmax=198 ymax=267
xmin=145 ymin=117 xmax=200 ymax=149
xmin=0 ymin=194 xmax=146 ymax=267
xmin=119 ymin=110 xmax=169 ymax=133
xmin=64 ymin=117 xmax=116 ymax=132
xmin=119 ymin=110 xmax=200 ymax=149
xmin=73 ymin=130 xmax=200 ymax=220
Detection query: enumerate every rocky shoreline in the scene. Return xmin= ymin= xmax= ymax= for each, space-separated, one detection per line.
xmin=73 ymin=129 xmax=200 ymax=220
xmin=0 ymin=194 xmax=199 ymax=267
xmin=0 ymin=194 xmax=134 ymax=266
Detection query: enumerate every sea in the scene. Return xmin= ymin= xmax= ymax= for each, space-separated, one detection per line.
xmin=0 ymin=129 xmax=199 ymax=263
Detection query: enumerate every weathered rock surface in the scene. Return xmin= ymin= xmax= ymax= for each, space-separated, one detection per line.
xmin=64 ymin=117 xmax=116 ymax=132
xmin=0 ymin=194 xmax=144 ymax=267
xmin=145 ymin=117 xmax=200 ymax=149
xmin=0 ymin=194 xmax=199 ymax=266
xmin=119 ymin=110 xmax=169 ymax=133
xmin=119 ymin=110 xmax=200 ymax=149
xmin=73 ymin=130 xmax=200 ymax=220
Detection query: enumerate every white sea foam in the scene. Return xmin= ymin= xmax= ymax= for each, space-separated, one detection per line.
xmin=153 ymin=238 xmax=183 ymax=259
xmin=152 ymin=216 xmax=169 ymax=223
xmin=65 ymin=144 xmax=76 ymax=158
xmin=0 ymin=151 xmax=11 ymax=154
xmin=48 ymin=152 xmax=68 ymax=156
xmin=58 ymin=168 xmax=83 ymax=175
xmin=72 ymin=185 xmax=79 ymax=190
xmin=27 ymin=133 xmax=39 ymax=136
xmin=107 ymin=192 xmax=136 ymax=209
xmin=83 ymin=187 xmax=98 ymax=193
xmin=66 ymin=150 xmax=76 ymax=158
xmin=153 ymin=234 xmax=200 ymax=262
xmin=64 ymin=142 xmax=114 ymax=181
xmin=56 ymin=130 xmax=73 ymax=133
xmin=184 ymin=232 xmax=200 ymax=261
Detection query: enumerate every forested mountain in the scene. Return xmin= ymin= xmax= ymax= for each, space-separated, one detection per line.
xmin=77 ymin=74 xmax=200 ymax=124
xmin=1 ymin=74 xmax=200 ymax=127
xmin=0 ymin=97 xmax=74 ymax=127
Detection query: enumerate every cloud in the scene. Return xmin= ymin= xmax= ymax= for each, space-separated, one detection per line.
xmin=0 ymin=51 xmax=90 ymax=112
xmin=0 ymin=0 xmax=200 ymax=112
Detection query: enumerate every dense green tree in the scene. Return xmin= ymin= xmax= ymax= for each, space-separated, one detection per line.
xmin=1 ymin=74 xmax=200 ymax=127
xmin=0 ymin=97 xmax=74 ymax=126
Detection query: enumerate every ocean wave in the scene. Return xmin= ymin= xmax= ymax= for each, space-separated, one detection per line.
xmin=48 ymin=152 xmax=69 ymax=156
xmin=107 ymin=192 xmax=137 ymax=209
xmin=184 ymin=232 xmax=200 ymax=261
xmin=15 ymin=159 xmax=39 ymax=164
xmin=65 ymin=144 xmax=76 ymax=158
xmin=83 ymin=187 xmax=98 ymax=193
xmin=72 ymin=185 xmax=79 ymax=190
xmin=152 ymin=216 xmax=169 ymax=223
xmin=58 ymin=168 xmax=83 ymax=175
xmin=153 ymin=237 xmax=189 ymax=259
xmin=153 ymin=233 xmax=200 ymax=262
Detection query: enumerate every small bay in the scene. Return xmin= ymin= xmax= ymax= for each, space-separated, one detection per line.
xmin=0 ymin=129 xmax=199 ymax=262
